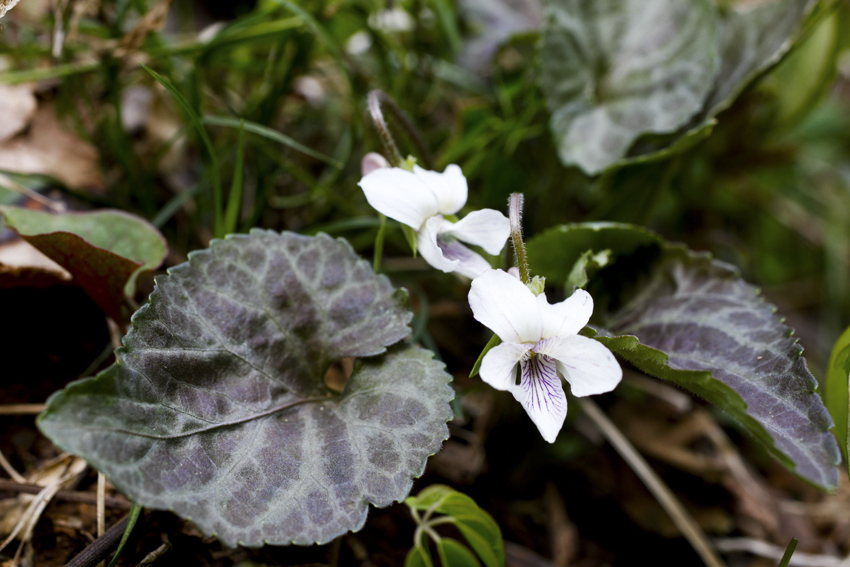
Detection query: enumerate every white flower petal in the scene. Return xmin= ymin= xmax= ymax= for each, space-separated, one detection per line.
xmin=358 ymin=167 xmax=439 ymax=229
xmin=518 ymin=354 xmax=568 ymax=443
xmin=539 ymin=288 xmax=593 ymax=340
xmin=469 ymin=269 xmax=542 ymax=344
xmin=535 ymin=336 xmax=622 ymax=397
xmin=417 ymin=216 xmax=460 ymax=273
xmin=444 ymin=209 xmax=511 ymax=255
xmin=416 ymin=217 xmax=493 ymax=278
xmin=361 ymin=152 xmax=389 ymax=175
xmin=479 ymin=342 xmax=531 ymax=394
xmin=412 ymin=164 xmax=467 ymax=215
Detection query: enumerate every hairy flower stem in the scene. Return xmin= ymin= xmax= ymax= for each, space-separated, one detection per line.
xmin=366 ymin=90 xmax=434 ymax=169
xmin=509 ymin=193 xmax=530 ymax=285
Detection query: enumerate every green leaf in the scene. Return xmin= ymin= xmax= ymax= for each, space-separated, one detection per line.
xmin=529 ymin=223 xmax=841 ymax=489
xmin=406 ymin=484 xmax=457 ymax=512
xmin=540 ymin=0 xmax=720 ymax=175
xmin=0 ymin=206 xmax=167 ymax=319
xmin=526 ymin=222 xmax=660 ymax=288
xmin=201 ymin=116 xmax=342 ymax=168
xmin=469 ymin=334 xmax=501 ymax=378
xmin=106 ymin=502 xmax=143 ymax=567
xmin=223 ymin=120 xmax=246 ymax=236
xmin=405 ymin=545 xmax=435 ymax=567
xmin=704 ymin=0 xmax=819 ymax=118
xmin=438 ymin=539 xmax=481 ymax=567
xmin=565 ymin=249 xmax=611 ymax=292
xmin=407 ymin=485 xmax=504 ymax=567
xmin=143 ymin=65 xmax=224 ymax=239
xmin=38 ymin=231 xmax=454 ymax=547
xmin=825 ymin=324 xmax=850 ymax=464
xmin=453 ymin=518 xmax=503 ymax=567
xmin=778 ymin=538 xmax=798 ymax=567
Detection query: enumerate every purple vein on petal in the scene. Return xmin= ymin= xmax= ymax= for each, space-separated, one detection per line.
xmin=521 ymin=354 xmax=564 ymax=414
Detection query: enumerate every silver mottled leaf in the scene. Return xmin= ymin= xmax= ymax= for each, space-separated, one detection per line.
xmin=540 ymin=0 xmax=720 ymax=175
xmin=458 ymin=0 xmax=543 ymax=74
xmin=528 ymin=223 xmax=841 ymax=489
xmin=705 ymin=0 xmax=818 ymax=117
xmin=600 ymin=249 xmax=840 ymax=489
xmin=38 ymin=230 xmax=454 ymax=546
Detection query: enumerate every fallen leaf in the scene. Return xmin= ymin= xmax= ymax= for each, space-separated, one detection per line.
xmin=0 ymin=237 xmax=72 ymax=289
xmin=0 ymin=0 xmax=21 ymax=19
xmin=0 ymin=85 xmax=36 ymax=142
xmin=0 ymin=206 xmax=168 ymax=319
xmin=0 ymin=102 xmax=104 ymax=192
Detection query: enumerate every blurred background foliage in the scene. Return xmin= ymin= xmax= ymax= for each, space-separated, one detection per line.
xmin=1 ymin=0 xmax=850 ymax=363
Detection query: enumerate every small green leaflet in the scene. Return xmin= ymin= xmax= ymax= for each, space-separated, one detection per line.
xmin=406 ymin=484 xmax=505 ymax=567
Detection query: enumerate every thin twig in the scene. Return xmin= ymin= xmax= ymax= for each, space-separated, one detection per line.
xmin=0 ymin=173 xmax=65 ymax=212
xmin=0 ymin=404 xmax=47 ymax=415
xmin=64 ymin=515 xmax=131 ymax=567
xmin=0 ymin=478 xmax=131 ymax=509
xmin=96 ymin=472 xmax=106 ymax=567
xmin=97 ymin=473 xmax=106 ymax=536
xmin=579 ymin=398 xmax=727 ymax=567
xmin=0 ymin=448 xmax=27 ymax=483
xmin=137 ymin=540 xmax=170 ymax=566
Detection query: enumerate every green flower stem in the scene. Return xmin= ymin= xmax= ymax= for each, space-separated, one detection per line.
xmin=367 ymin=91 xmax=404 ymax=167
xmin=367 ymin=90 xmax=434 ymax=170
xmin=373 ymin=214 xmax=387 ymax=273
xmin=509 ymin=193 xmax=530 ymax=284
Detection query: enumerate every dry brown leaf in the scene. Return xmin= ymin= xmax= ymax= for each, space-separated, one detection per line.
xmin=0 ymin=237 xmax=72 ymax=289
xmin=0 ymin=102 xmax=104 ymax=191
xmin=0 ymin=0 xmax=22 ymax=18
xmin=0 ymin=85 xmax=37 ymax=143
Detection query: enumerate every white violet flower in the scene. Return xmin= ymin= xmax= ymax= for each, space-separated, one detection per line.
xmin=358 ymin=164 xmax=511 ymax=279
xmin=469 ymin=269 xmax=622 ymax=443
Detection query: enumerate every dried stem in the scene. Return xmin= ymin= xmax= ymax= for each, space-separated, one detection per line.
xmin=580 ymin=398 xmax=727 ymax=567
xmin=0 ymin=478 xmax=131 ymax=509
xmin=64 ymin=515 xmax=130 ymax=567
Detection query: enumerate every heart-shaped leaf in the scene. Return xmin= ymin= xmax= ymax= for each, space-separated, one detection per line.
xmin=704 ymin=0 xmax=819 ymax=118
xmin=539 ymin=0 xmax=720 ymax=175
xmin=527 ymin=223 xmax=841 ymax=489
xmin=38 ymin=230 xmax=454 ymax=547
xmin=0 ymin=206 xmax=168 ymax=319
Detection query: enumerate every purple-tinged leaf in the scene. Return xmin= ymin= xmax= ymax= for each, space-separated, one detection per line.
xmin=38 ymin=230 xmax=454 ymax=546
xmin=0 ymin=206 xmax=167 ymax=319
xmin=528 ymin=223 xmax=841 ymax=489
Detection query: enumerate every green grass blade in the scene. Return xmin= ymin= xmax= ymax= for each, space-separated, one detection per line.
xmin=105 ymin=503 xmax=143 ymax=567
xmin=778 ymin=538 xmax=798 ymax=567
xmin=202 ymin=116 xmax=342 ymax=167
xmin=430 ymin=0 xmax=462 ymax=54
xmin=0 ymin=61 xmax=101 ymax=85
xmin=223 ymin=120 xmax=246 ymax=235
xmin=142 ymin=65 xmax=223 ymax=238
xmin=270 ymin=0 xmax=344 ymax=63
